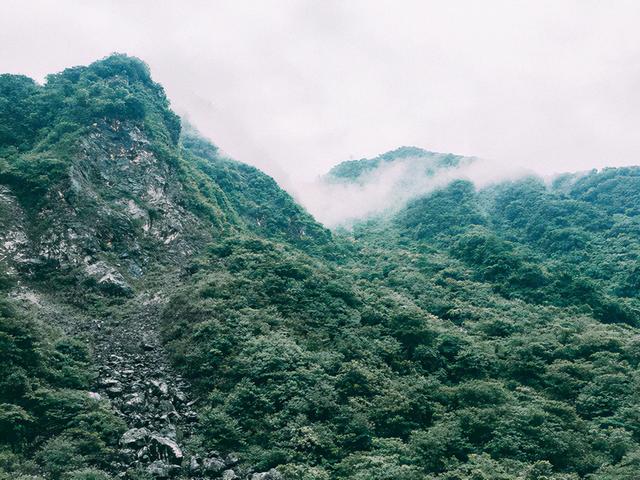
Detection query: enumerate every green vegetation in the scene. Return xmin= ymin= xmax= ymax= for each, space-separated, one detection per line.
xmin=179 ymin=124 xmax=331 ymax=250
xmin=0 ymin=55 xmax=178 ymax=206
xmin=160 ymin=163 xmax=640 ymax=477
xmin=2 ymin=55 xmax=640 ymax=479
xmin=326 ymin=146 xmax=465 ymax=183
xmin=0 ymin=296 xmax=124 ymax=479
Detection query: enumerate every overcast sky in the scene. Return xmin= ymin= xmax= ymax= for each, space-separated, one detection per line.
xmin=2 ymin=0 xmax=640 ymax=190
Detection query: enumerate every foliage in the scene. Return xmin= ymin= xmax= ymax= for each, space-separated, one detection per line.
xmin=0 ymin=54 xmax=179 ymax=207
xmin=3 ymin=55 xmax=640 ymax=479
xmin=0 ymin=299 xmax=125 ymax=479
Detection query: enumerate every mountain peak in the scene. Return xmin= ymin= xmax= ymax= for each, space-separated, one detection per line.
xmin=326 ymin=145 xmax=470 ymax=183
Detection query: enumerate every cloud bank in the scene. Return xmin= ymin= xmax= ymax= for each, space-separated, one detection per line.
xmin=295 ymin=152 xmax=532 ymax=228
xmin=2 ymin=0 xmax=640 ymax=192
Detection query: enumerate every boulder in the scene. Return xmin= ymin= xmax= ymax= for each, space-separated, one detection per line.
xmin=141 ymin=332 xmax=155 ymax=351
xmin=120 ymin=427 xmax=150 ymax=448
xmin=250 ymin=469 xmax=283 ymax=480
xmin=189 ymin=456 xmax=200 ymax=473
xmin=149 ymin=435 xmax=183 ymax=464
xmin=124 ymin=392 xmax=145 ymax=410
xmin=202 ymin=455 xmax=226 ymax=474
xmin=150 ymin=379 xmax=169 ymax=396
xmin=146 ymin=459 xmax=180 ymax=478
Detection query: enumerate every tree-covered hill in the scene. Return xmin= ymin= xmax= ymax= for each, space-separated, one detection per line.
xmin=1 ymin=55 xmax=640 ymax=480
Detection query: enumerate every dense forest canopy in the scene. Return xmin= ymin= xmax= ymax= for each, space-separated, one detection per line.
xmin=1 ymin=55 xmax=640 ymax=480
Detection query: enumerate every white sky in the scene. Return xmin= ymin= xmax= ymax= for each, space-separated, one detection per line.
xmin=2 ymin=0 xmax=640 ymax=191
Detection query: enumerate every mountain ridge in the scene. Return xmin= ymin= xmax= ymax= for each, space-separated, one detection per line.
xmin=2 ymin=55 xmax=640 ymax=480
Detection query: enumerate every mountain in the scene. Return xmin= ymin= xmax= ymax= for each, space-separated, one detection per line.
xmin=325 ymin=146 xmax=472 ymax=184
xmin=2 ymin=55 xmax=640 ymax=480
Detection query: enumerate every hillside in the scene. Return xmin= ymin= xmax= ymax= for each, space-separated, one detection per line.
xmin=1 ymin=55 xmax=640 ymax=480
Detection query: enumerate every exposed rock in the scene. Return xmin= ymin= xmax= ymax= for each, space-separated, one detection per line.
xmin=146 ymin=459 xmax=180 ymax=478
xmin=120 ymin=427 xmax=150 ymax=448
xmin=124 ymin=392 xmax=145 ymax=410
xmin=149 ymin=435 xmax=183 ymax=463
xmin=85 ymin=261 xmax=133 ymax=295
xmin=100 ymin=377 xmax=121 ymax=388
xmin=189 ymin=456 xmax=200 ymax=473
xmin=202 ymin=455 xmax=225 ymax=474
xmin=0 ymin=84 xmax=252 ymax=480
xmin=222 ymin=470 xmax=239 ymax=480
xmin=225 ymin=453 xmax=240 ymax=467
xmin=173 ymin=389 xmax=186 ymax=403
xmin=141 ymin=331 xmax=155 ymax=351
xmin=150 ymin=379 xmax=169 ymax=396
xmin=250 ymin=469 xmax=283 ymax=480
xmin=107 ymin=384 xmax=123 ymax=395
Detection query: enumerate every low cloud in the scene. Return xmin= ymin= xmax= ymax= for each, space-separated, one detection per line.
xmin=293 ymin=152 xmax=532 ymax=228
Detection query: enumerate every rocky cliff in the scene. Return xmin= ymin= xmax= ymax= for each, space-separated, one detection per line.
xmin=0 ymin=54 xmax=319 ymax=479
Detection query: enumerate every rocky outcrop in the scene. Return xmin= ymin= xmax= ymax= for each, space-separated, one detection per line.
xmin=87 ymin=291 xmax=251 ymax=479
xmin=1 ymin=120 xmax=214 ymax=298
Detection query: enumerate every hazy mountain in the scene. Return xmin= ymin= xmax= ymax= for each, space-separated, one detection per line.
xmin=1 ymin=55 xmax=640 ymax=480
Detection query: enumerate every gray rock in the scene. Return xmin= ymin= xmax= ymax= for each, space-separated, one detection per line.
xmin=250 ymin=469 xmax=283 ymax=480
xmin=118 ymin=448 xmax=136 ymax=463
xmin=124 ymin=392 xmax=145 ymax=410
xmin=189 ymin=456 xmax=200 ymax=472
xmin=150 ymin=379 xmax=169 ymax=396
xmin=107 ymin=384 xmax=123 ymax=395
xmin=120 ymin=427 xmax=150 ymax=448
xmin=87 ymin=391 xmax=102 ymax=401
xmin=158 ymin=399 xmax=176 ymax=414
xmin=202 ymin=456 xmax=226 ymax=474
xmin=141 ymin=332 xmax=155 ymax=351
xmin=137 ymin=445 xmax=150 ymax=460
xmin=222 ymin=469 xmax=239 ymax=480
xmin=100 ymin=377 xmax=120 ymax=387
xmin=149 ymin=434 xmax=183 ymax=463
xmin=146 ymin=460 xmax=172 ymax=478
xmin=173 ymin=389 xmax=186 ymax=403
xmin=85 ymin=261 xmax=132 ymax=295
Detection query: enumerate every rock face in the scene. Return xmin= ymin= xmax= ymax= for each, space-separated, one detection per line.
xmin=0 ymin=119 xmax=213 ymax=299
xmin=0 ymin=58 xmax=305 ymax=479
xmin=0 ymin=118 xmax=282 ymax=480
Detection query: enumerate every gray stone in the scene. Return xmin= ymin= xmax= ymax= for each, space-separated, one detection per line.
xmin=146 ymin=460 xmax=171 ymax=478
xmin=158 ymin=399 xmax=176 ymax=414
xmin=120 ymin=427 xmax=150 ymax=448
xmin=222 ymin=469 xmax=239 ymax=480
xmin=149 ymin=435 xmax=183 ymax=464
xmin=85 ymin=261 xmax=132 ymax=295
xmin=107 ymin=384 xmax=123 ymax=395
xmin=250 ymin=469 xmax=283 ymax=480
xmin=202 ymin=456 xmax=226 ymax=474
xmin=141 ymin=332 xmax=155 ymax=351
xmin=150 ymin=379 xmax=169 ymax=396
xmin=100 ymin=377 xmax=120 ymax=387
xmin=87 ymin=391 xmax=102 ymax=401
xmin=124 ymin=392 xmax=145 ymax=409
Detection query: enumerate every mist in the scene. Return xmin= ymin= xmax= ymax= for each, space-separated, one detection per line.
xmin=2 ymin=0 xmax=640 ymax=193
xmin=295 ymin=152 xmax=533 ymax=228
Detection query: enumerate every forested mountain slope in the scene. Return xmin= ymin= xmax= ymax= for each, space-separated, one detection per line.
xmin=1 ymin=55 xmax=640 ymax=480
